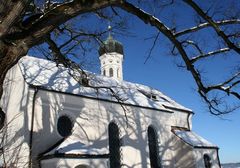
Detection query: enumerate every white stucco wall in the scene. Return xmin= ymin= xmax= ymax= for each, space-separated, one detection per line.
xmin=41 ymin=158 xmax=108 ymax=168
xmin=99 ymin=52 xmax=124 ymax=80
xmin=29 ymin=89 xmax=192 ymax=168
xmin=170 ymin=110 xmax=191 ymax=129
xmin=194 ymin=148 xmax=220 ymax=168
xmin=0 ymin=64 xmax=33 ymax=167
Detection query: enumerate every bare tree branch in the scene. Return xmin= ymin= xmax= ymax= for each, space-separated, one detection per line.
xmin=175 ymin=19 xmax=240 ymax=37
xmin=183 ymin=0 xmax=240 ymax=54
xmin=144 ymin=32 xmax=160 ymax=64
xmin=182 ymin=40 xmax=203 ymax=55
xmin=6 ymin=0 xmax=122 ymax=46
xmin=0 ymin=0 xmax=30 ymax=37
xmin=191 ymin=48 xmax=230 ymax=63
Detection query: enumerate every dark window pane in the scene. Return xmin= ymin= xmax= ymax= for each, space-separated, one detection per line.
xmin=148 ymin=126 xmax=161 ymax=168
xmin=204 ymin=154 xmax=212 ymax=168
xmin=0 ymin=108 xmax=5 ymax=130
xmin=109 ymin=68 xmax=113 ymax=77
xmin=108 ymin=122 xmax=121 ymax=168
xmin=57 ymin=115 xmax=73 ymax=137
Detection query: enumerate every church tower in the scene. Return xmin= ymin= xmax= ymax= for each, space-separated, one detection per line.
xmin=98 ymin=27 xmax=124 ymax=80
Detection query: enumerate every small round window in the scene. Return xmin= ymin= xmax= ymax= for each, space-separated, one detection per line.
xmin=57 ymin=115 xmax=73 ymax=137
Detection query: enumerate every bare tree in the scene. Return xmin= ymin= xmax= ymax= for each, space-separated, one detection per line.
xmin=0 ymin=0 xmax=239 ymax=115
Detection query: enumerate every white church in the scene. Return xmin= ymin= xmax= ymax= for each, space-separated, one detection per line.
xmin=0 ymin=34 xmax=221 ymax=168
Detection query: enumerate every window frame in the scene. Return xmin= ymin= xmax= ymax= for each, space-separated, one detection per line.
xmin=109 ymin=68 xmax=114 ymax=77
xmin=204 ymin=154 xmax=212 ymax=168
xmin=108 ymin=122 xmax=121 ymax=168
xmin=57 ymin=115 xmax=73 ymax=138
xmin=147 ymin=125 xmax=161 ymax=168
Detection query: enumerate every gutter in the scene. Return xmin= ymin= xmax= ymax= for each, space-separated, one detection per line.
xmin=29 ymin=86 xmax=39 ymax=168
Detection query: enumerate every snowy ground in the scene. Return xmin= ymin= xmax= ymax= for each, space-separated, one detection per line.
xmin=221 ymin=163 xmax=240 ymax=168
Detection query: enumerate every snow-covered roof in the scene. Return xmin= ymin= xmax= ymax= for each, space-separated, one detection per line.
xmin=44 ymin=135 xmax=109 ymax=156
xmin=18 ymin=56 xmax=192 ymax=112
xmin=173 ymin=129 xmax=217 ymax=148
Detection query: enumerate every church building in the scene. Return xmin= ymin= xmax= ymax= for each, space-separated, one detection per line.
xmin=0 ymin=33 xmax=221 ymax=168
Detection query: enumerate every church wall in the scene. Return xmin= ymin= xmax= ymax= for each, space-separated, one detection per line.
xmin=194 ymin=148 xmax=220 ymax=168
xmin=29 ymin=88 xmax=193 ymax=168
xmin=0 ymin=67 xmax=195 ymax=168
xmin=0 ymin=64 xmax=33 ymax=167
xmin=41 ymin=158 xmax=108 ymax=168
xmin=170 ymin=110 xmax=191 ymax=129
xmin=170 ymin=134 xmax=196 ymax=168
xmin=99 ymin=52 xmax=123 ymax=80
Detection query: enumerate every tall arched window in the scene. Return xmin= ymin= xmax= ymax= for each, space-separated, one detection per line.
xmin=204 ymin=154 xmax=212 ymax=168
xmin=148 ymin=126 xmax=161 ymax=168
xmin=103 ymin=69 xmax=106 ymax=76
xmin=0 ymin=108 xmax=5 ymax=130
xmin=108 ymin=122 xmax=121 ymax=168
xmin=109 ymin=68 xmax=113 ymax=77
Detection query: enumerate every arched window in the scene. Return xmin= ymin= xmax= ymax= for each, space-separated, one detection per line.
xmin=109 ymin=68 xmax=113 ymax=77
xmin=108 ymin=122 xmax=121 ymax=168
xmin=103 ymin=69 xmax=106 ymax=76
xmin=0 ymin=108 xmax=5 ymax=130
xmin=204 ymin=154 xmax=212 ymax=168
xmin=148 ymin=126 xmax=161 ymax=168
xmin=57 ymin=115 xmax=73 ymax=137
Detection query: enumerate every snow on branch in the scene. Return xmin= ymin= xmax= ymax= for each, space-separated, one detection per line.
xmin=183 ymin=0 xmax=240 ymax=55
xmin=175 ymin=19 xmax=240 ymax=37
xmin=190 ymin=48 xmax=230 ymax=63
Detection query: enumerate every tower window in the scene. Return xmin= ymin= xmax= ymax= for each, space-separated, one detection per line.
xmin=108 ymin=122 xmax=121 ymax=168
xmin=117 ymin=68 xmax=119 ymax=78
xmin=103 ymin=69 xmax=106 ymax=76
xmin=57 ymin=115 xmax=73 ymax=137
xmin=204 ymin=154 xmax=212 ymax=168
xmin=109 ymin=68 xmax=114 ymax=77
xmin=148 ymin=126 xmax=161 ymax=168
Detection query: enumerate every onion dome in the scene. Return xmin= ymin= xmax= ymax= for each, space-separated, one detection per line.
xmin=98 ymin=35 xmax=124 ymax=56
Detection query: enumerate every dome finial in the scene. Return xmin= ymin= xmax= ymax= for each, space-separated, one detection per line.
xmin=108 ymin=21 xmax=113 ymax=39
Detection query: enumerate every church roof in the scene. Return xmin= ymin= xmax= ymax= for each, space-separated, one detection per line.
xmin=18 ymin=56 xmax=192 ymax=112
xmin=98 ymin=35 xmax=124 ymax=56
xmin=173 ymin=129 xmax=217 ymax=148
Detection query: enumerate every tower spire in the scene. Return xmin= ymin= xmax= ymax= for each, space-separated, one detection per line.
xmin=98 ymin=24 xmax=124 ymax=80
xmin=108 ymin=22 xmax=113 ymax=39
